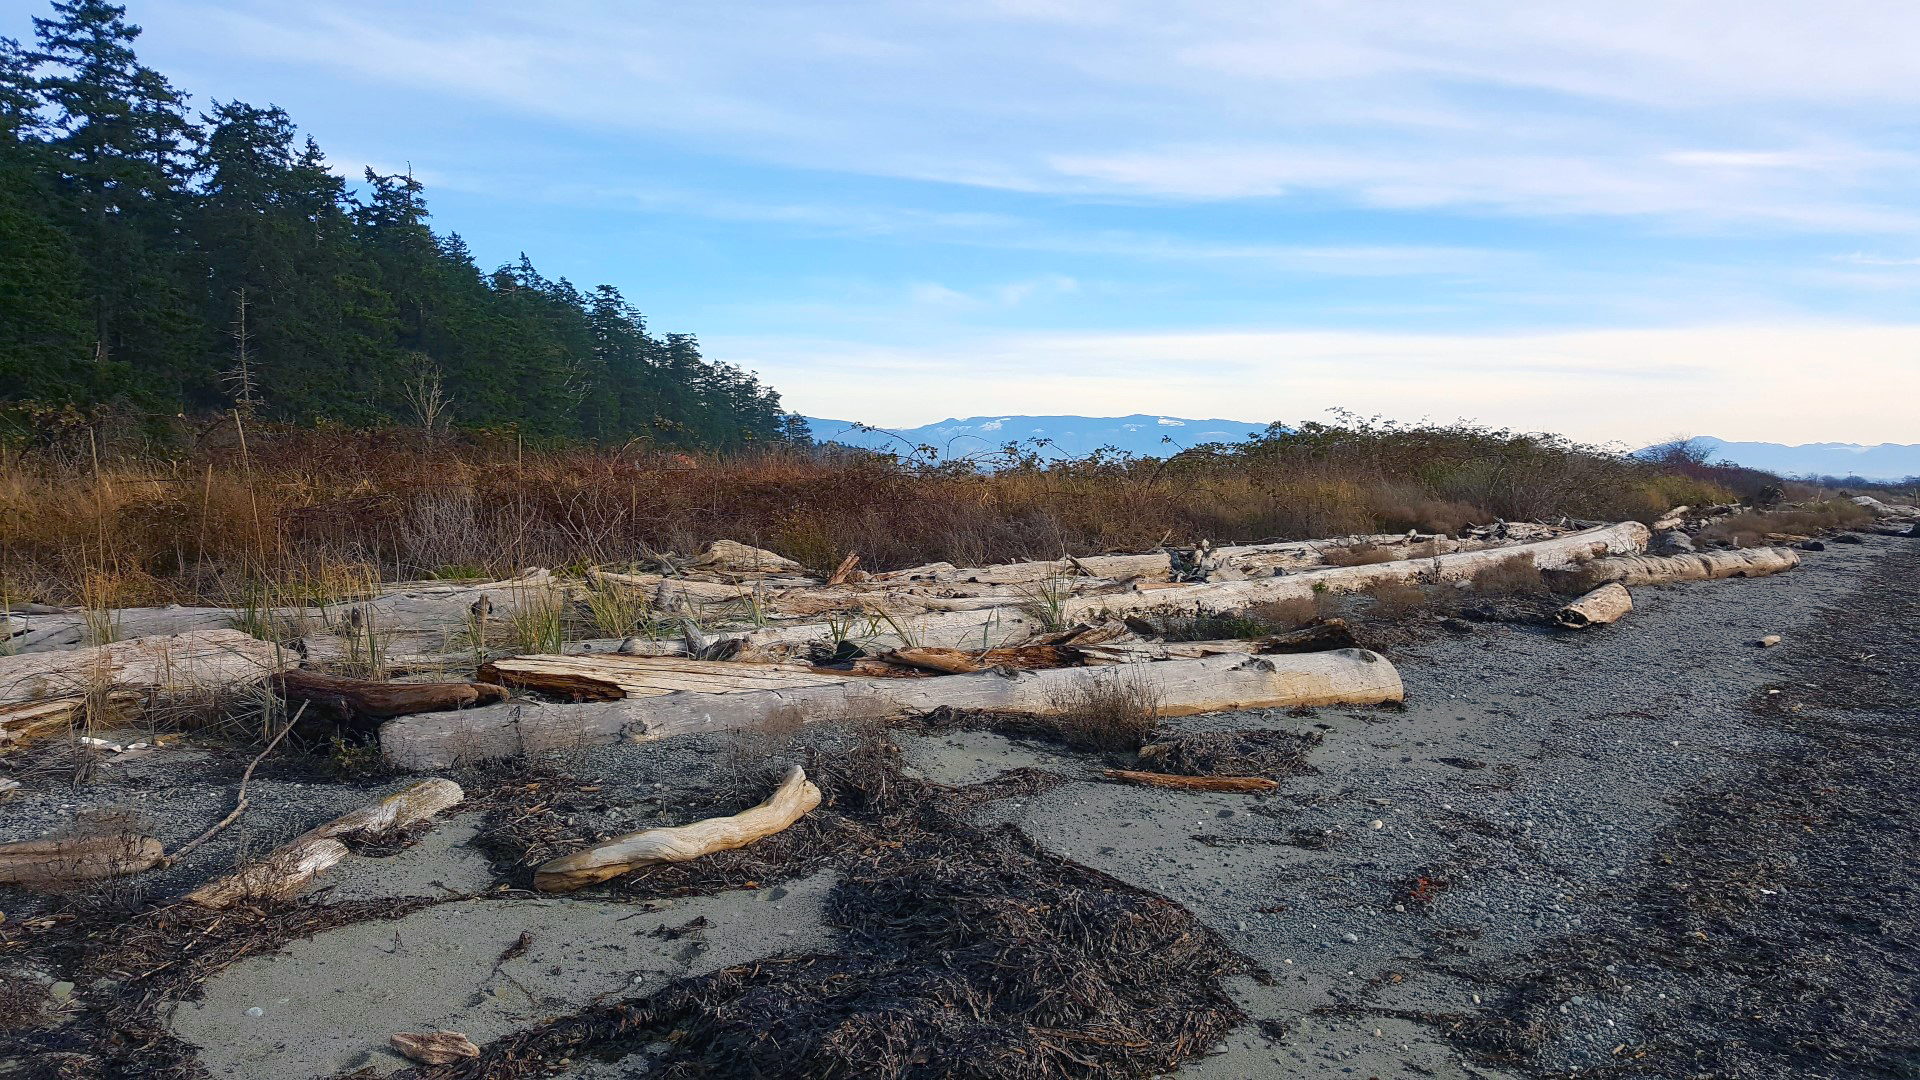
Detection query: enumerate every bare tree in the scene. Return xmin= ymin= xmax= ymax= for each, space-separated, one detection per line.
xmin=400 ymin=352 xmax=453 ymax=435
xmin=221 ymin=288 xmax=263 ymax=419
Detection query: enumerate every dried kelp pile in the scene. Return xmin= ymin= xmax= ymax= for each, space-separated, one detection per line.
xmin=420 ymin=745 xmax=1255 ymax=1079
xmin=1135 ymin=729 xmax=1323 ymax=780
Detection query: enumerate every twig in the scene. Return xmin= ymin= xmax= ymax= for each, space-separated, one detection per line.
xmin=167 ymin=701 xmax=307 ymax=863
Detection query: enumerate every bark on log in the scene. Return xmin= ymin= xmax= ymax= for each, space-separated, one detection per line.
xmin=533 ymin=765 xmax=821 ymax=891
xmin=184 ymin=778 xmax=462 ymax=907
xmin=0 ymin=629 xmax=292 ymax=705
xmin=0 ymin=833 xmax=165 ymax=886
xmin=382 ymin=649 xmax=1404 ymax=768
xmin=1543 ymin=546 xmax=1798 ymax=592
xmin=1553 ymin=584 xmax=1633 ymax=629
xmin=391 ymin=1032 xmax=480 ymax=1065
xmin=274 ymin=669 xmax=508 ymax=722
xmin=1102 ymin=769 xmax=1279 ymax=793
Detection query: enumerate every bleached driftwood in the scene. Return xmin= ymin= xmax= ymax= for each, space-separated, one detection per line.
xmin=883 ymin=645 xmax=1079 ymax=674
xmin=0 ymin=629 xmax=292 ymax=705
xmin=391 ymin=1032 xmax=481 ymax=1065
xmin=533 ymin=765 xmax=821 ymax=892
xmin=689 ymin=540 xmax=811 ymax=577
xmin=382 ymin=649 xmax=1404 ymax=768
xmin=1102 ymin=769 xmax=1279 ymax=793
xmin=0 ymin=833 xmax=165 ymax=886
xmin=1553 ymin=584 xmax=1633 ymax=629
xmin=868 ymin=553 xmax=1174 ymax=586
xmin=0 ymin=692 xmax=142 ymax=750
xmin=479 ymin=655 xmax=847 ymax=701
xmin=274 ymin=669 xmax=509 ymax=722
xmin=1544 ymin=546 xmax=1798 ymax=592
xmin=184 ymin=778 xmax=463 ymax=907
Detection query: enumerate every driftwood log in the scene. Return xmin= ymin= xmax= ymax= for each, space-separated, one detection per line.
xmin=0 ymin=629 xmax=292 ymax=705
xmin=882 ymin=645 xmax=1079 ymax=674
xmin=1553 ymin=584 xmax=1633 ymax=629
xmin=390 ymin=1032 xmax=480 ymax=1065
xmin=185 ymin=778 xmax=463 ymax=907
xmin=479 ymin=655 xmax=845 ymax=701
xmin=1103 ymin=769 xmax=1279 ymax=793
xmin=1544 ymin=547 xmax=1798 ymax=592
xmin=274 ymin=669 xmax=509 ymax=724
xmin=383 ymin=649 xmax=1404 ymax=768
xmin=533 ymin=765 xmax=821 ymax=892
xmin=0 ymin=833 xmax=166 ymax=886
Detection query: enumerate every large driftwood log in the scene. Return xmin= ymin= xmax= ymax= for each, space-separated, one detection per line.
xmin=1543 ymin=547 xmax=1798 ymax=592
xmin=882 ymin=645 xmax=1079 ymax=674
xmin=0 ymin=833 xmax=165 ymax=886
xmin=1102 ymin=769 xmax=1279 ymax=793
xmin=533 ymin=765 xmax=821 ymax=891
xmin=1553 ymin=584 xmax=1633 ymax=629
xmin=479 ymin=655 xmax=846 ymax=701
xmin=382 ymin=650 xmax=1404 ymax=768
xmin=868 ymin=553 xmax=1174 ymax=586
xmin=0 ymin=629 xmax=292 ymax=705
xmin=274 ymin=669 xmax=509 ymax=722
xmin=184 ymin=778 xmax=463 ymax=907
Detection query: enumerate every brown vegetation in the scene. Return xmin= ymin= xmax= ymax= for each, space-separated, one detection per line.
xmin=1699 ymin=501 xmax=1872 ymax=548
xmin=1 ymin=418 xmax=1735 ymax=606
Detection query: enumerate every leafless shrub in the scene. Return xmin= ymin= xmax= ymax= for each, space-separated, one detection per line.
xmin=1322 ymin=543 xmax=1399 ymax=567
xmin=1365 ymin=580 xmax=1430 ymax=617
xmin=1030 ymin=670 xmax=1161 ymax=752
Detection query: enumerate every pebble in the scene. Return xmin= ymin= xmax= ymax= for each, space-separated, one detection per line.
xmin=1758 ymin=635 xmax=1782 ymax=647
xmin=50 ymin=981 xmax=74 ymax=1002
xmin=246 ymin=1007 xmax=264 ymax=1017
xmin=1342 ymin=932 xmax=1359 ymax=943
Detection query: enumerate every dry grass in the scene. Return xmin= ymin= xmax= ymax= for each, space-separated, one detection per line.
xmin=1033 ymin=670 xmax=1163 ymax=752
xmin=1322 ymin=542 xmax=1401 ymax=567
xmin=1364 ymin=580 xmax=1431 ymax=618
xmin=1699 ymin=501 xmax=1873 ymax=547
xmin=0 ymin=419 xmax=1740 ymax=606
xmin=1470 ymin=553 xmax=1548 ymax=597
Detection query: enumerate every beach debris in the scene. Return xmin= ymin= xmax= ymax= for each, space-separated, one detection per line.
xmin=533 ymin=765 xmax=821 ymax=892
xmin=0 ymin=833 xmax=165 ymax=886
xmin=390 ymin=1031 xmax=480 ymax=1065
xmin=1544 ymin=547 xmax=1799 ymax=592
xmin=185 ymin=778 xmax=463 ymax=907
xmin=1103 ymin=769 xmax=1280 ymax=793
xmin=1553 ymin=583 xmax=1634 ymax=629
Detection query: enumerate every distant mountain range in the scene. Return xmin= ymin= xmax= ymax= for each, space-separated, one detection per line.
xmin=1657 ymin=438 xmax=1920 ymax=482
xmin=801 ymin=416 xmax=1919 ymax=482
xmin=802 ymin=414 xmax=1266 ymax=460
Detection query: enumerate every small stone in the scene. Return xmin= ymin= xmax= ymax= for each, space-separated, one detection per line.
xmin=246 ymin=1007 xmax=264 ymax=1017
xmin=1236 ymin=920 xmax=1248 ymax=931
xmin=1758 ymin=635 xmax=1781 ymax=648
xmin=1370 ymin=819 xmax=1384 ymax=830
xmin=1342 ymin=932 xmax=1359 ymax=943
xmin=50 ymin=981 xmax=74 ymax=1002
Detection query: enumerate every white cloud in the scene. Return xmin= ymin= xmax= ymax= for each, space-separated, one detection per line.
xmin=717 ymin=322 xmax=1920 ymax=446
xmin=151 ymin=0 xmax=1920 ymax=230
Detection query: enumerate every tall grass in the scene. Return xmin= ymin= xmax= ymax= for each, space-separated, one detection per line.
xmin=0 ymin=417 xmax=1741 ymax=605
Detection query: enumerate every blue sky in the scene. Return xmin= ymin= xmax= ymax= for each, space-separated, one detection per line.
xmin=20 ymin=0 xmax=1920 ymax=445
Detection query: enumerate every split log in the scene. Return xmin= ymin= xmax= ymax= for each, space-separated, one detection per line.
xmin=809 ymin=658 xmax=933 ymax=679
xmin=883 ymin=645 xmax=1079 ymax=674
xmin=185 ymin=778 xmax=462 ymax=907
xmin=1543 ymin=546 xmax=1798 ymax=592
xmin=0 ymin=629 xmax=292 ymax=706
xmin=533 ymin=765 xmax=821 ymax=891
xmin=391 ymin=1032 xmax=480 ymax=1065
xmin=274 ymin=669 xmax=508 ymax=722
xmin=0 ymin=833 xmax=165 ymax=886
xmin=1103 ymin=769 xmax=1279 ymax=793
xmin=1553 ymin=584 xmax=1633 ymax=629
xmin=382 ymin=650 xmax=1404 ymax=768
xmin=479 ymin=655 xmax=846 ymax=701
xmin=1071 ymin=621 xmax=1356 ymax=665
xmin=1 ymin=692 xmax=141 ymax=750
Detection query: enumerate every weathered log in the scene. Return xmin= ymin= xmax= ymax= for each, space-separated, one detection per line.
xmin=479 ymin=655 xmax=846 ymax=701
xmin=382 ymin=650 xmax=1404 ymax=768
xmin=1102 ymin=769 xmax=1279 ymax=793
xmin=0 ymin=629 xmax=292 ymax=705
xmin=391 ymin=1032 xmax=480 ymax=1065
xmin=868 ymin=552 xmax=1174 ymax=586
xmin=1543 ymin=546 xmax=1798 ymax=592
xmin=0 ymin=833 xmax=165 ymax=886
xmin=274 ymin=669 xmax=508 ymax=722
xmin=1 ymin=692 xmax=142 ymax=749
xmin=533 ymin=765 xmax=821 ymax=892
xmin=184 ymin=778 xmax=462 ymax=907
xmin=1553 ymin=584 xmax=1633 ymax=629
xmin=689 ymin=540 xmax=809 ymax=576
xmin=883 ymin=645 xmax=1079 ymax=674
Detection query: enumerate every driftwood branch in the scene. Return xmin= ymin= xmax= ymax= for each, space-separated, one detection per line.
xmin=0 ymin=833 xmax=165 ymax=886
xmin=168 ymin=702 xmax=307 ymax=864
xmin=1103 ymin=769 xmax=1279 ymax=793
xmin=533 ymin=765 xmax=820 ymax=892
xmin=1553 ymin=584 xmax=1633 ymax=629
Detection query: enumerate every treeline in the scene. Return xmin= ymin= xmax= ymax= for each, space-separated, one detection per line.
xmin=0 ymin=0 xmax=798 ymax=449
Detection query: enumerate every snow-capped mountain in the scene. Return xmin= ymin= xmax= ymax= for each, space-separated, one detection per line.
xmin=802 ymin=414 xmax=1266 ymax=460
